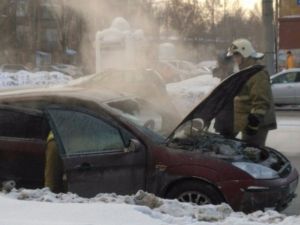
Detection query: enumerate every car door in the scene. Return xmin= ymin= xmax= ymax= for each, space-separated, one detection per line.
xmin=46 ymin=107 xmax=146 ymax=197
xmin=271 ymin=72 xmax=297 ymax=104
xmin=0 ymin=105 xmax=49 ymax=189
xmin=295 ymin=72 xmax=300 ymax=104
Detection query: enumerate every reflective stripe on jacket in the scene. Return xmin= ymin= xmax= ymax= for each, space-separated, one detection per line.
xmin=47 ymin=131 xmax=54 ymax=143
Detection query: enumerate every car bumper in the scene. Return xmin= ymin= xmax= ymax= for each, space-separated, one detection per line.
xmin=218 ymin=168 xmax=299 ymax=212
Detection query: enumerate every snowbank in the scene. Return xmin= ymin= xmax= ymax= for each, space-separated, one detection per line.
xmin=1 ymin=188 xmax=299 ymax=225
xmin=0 ymin=71 xmax=72 ymax=90
xmin=167 ymin=74 xmax=220 ymax=116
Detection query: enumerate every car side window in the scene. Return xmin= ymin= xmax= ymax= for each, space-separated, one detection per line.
xmin=296 ymin=72 xmax=300 ymax=83
xmin=48 ymin=109 xmax=125 ymax=156
xmin=272 ymin=72 xmax=297 ymax=84
xmin=0 ymin=109 xmax=49 ymax=139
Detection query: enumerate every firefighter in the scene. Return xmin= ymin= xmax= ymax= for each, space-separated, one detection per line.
xmin=44 ymin=131 xmax=65 ymax=193
xmin=227 ymin=38 xmax=277 ymax=146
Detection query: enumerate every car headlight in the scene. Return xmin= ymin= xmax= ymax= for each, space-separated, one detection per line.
xmin=232 ymin=162 xmax=279 ymax=179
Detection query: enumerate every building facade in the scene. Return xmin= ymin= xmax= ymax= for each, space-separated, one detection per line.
xmin=279 ymin=0 xmax=300 ymax=17
xmin=0 ymin=0 xmax=84 ymax=66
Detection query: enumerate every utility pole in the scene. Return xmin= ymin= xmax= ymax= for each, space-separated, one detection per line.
xmin=262 ymin=0 xmax=275 ymax=75
xmin=274 ymin=0 xmax=279 ymax=72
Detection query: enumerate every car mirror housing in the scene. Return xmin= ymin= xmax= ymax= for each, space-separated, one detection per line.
xmin=191 ymin=118 xmax=205 ymax=135
xmin=125 ymin=139 xmax=141 ymax=153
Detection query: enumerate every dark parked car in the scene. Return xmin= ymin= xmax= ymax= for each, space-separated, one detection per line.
xmin=0 ymin=65 xmax=297 ymax=213
xmin=0 ymin=64 xmax=29 ymax=73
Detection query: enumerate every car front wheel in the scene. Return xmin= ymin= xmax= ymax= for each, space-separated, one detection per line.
xmin=166 ymin=180 xmax=224 ymax=205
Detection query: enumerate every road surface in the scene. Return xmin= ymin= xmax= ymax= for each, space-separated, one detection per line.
xmin=267 ymin=111 xmax=300 ymax=215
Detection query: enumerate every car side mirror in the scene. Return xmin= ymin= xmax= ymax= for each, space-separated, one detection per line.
xmin=182 ymin=118 xmax=205 ymax=137
xmin=125 ymin=139 xmax=141 ymax=153
xmin=179 ymin=119 xmax=205 ymax=138
xmin=191 ymin=118 xmax=204 ymax=133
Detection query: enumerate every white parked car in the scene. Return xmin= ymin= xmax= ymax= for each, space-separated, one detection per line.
xmin=271 ymin=68 xmax=300 ymax=105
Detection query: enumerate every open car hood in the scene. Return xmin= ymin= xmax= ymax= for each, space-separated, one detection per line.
xmin=167 ymin=65 xmax=264 ymax=141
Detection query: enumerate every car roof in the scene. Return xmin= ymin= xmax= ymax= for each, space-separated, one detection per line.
xmin=0 ymin=86 xmax=131 ymax=106
xmin=272 ymin=68 xmax=300 ymax=78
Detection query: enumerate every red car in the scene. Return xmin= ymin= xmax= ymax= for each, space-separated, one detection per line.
xmin=0 ymin=65 xmax=297 ymax=213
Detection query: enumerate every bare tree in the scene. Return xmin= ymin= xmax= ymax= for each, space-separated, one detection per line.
xmin=0 ymin=0 xmax=16 ymax=63
xmin=156 ymin=0 xmax=207 ymax=40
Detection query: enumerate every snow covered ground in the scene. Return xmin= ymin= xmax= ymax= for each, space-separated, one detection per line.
xmin=1 ymin=188 xmax=300 ymax=225
xmin=267 ymin=111 xmax=300 ymax=156
xmin=0 ymin=71 xmax=72 ymax=90
xmin=167 ymin=74 xmax=220 ymax=116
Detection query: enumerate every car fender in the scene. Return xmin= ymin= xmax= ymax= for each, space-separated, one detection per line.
xmin=155 ymin=164 xmax=221 ymax=197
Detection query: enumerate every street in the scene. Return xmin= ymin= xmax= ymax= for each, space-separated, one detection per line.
xmin=267 ymin=110 xmax=300 ymax=215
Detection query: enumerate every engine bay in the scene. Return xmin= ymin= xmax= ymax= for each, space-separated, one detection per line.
xmin=169 ymin=131 xmax=289 ymax=175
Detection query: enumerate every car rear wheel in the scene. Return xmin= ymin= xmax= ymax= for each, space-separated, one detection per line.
xmin=166 ymin=181 xmax=224 ymax=205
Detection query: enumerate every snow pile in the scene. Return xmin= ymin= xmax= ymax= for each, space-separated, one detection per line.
xmin=1 ymin=188 xmax=300 ymax=225
xmin=167 ymin=74 xmax=220 ymax=116
xmin=0 ymin=70 xmax=72 ymax=89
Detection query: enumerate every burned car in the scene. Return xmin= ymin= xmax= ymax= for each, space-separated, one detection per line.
xmin=0 ymin=65 xmax=297 ymax=213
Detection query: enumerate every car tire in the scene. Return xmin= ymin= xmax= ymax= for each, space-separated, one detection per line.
xmin=166 ymin=180 xmax=224 ymax=205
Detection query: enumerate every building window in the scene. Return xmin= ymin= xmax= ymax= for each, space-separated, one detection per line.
xmin=16 ymin=25 xmax=32 ymax=48
xmin=16 ymin=0 xmax=29 ymax=17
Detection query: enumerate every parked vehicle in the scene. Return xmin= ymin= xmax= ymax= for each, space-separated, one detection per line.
xmin=271 ymin=68 xmax=300 ymax=105
xmin=51 ymin=64 xmax=84 ymax=78
xmin=168 ymin=60 xmax=212 ymax=77
xmin=0 ymin=65 xmax=297 ymax=213
xmin=196 ymin=60 xmax=217 ymax=71
xmin=0 ymin=64 xmax=29 ymax=73
xmin=156 ymin=61 xmax=182 ymax=83
xmin=157 ymin=60 xmax=211 ymax=82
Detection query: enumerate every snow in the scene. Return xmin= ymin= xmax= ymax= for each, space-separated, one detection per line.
xmin=167 ymin=74 xmax=220 ymax=116
xmin=0 ymin=70 xmax=72 ymax=90
xmin=0 ymin=188 xmax=299 ymax=225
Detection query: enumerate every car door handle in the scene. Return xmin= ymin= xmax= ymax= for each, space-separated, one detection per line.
xmin=76 ymin=162 xmax=92 ymax=171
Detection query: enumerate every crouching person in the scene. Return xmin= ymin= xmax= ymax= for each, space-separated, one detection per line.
xmin=44 ymin=131 xmax=65 ymax=193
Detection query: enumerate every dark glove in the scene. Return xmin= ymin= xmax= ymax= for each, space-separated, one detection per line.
xmin=245 ymin=114 xmax=261 ymax=136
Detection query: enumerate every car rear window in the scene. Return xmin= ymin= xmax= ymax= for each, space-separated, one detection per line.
xmin=0 ymin=109 xmax=49 ymax=139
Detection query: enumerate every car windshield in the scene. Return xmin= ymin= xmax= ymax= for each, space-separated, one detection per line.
xmin=105 ymin=98 xmax=166 ymax=144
